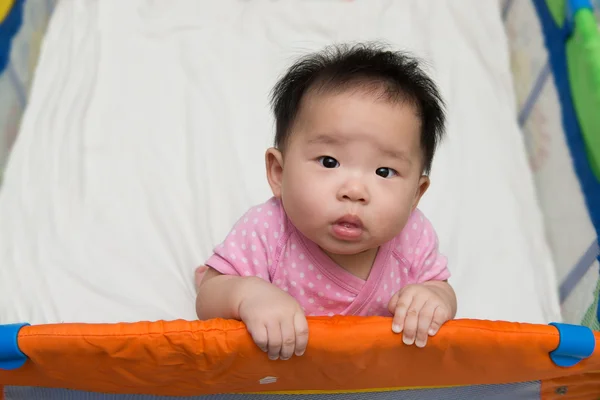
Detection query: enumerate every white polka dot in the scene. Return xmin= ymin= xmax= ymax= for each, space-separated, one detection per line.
xmin=242 ymin=230 xmax=247 ymax=236
xmin=283 ymin=270 xmax=288 ymax=276
xmin=242 ymin=257 xmax=248 ymax=264
xmin=231 ymin=254 xmax=237 ymax=260
xmin=244 ymin=217 xmax=248 ymax=223
xmin=283 ymin=287 xmax=289 ymax=292
xmin=424 ymin=260 xmax=431 ymax=266
xmin=252 ymin=231 xmax=257 ymax=237
xmin=328 ymin=300 xmax=334 ymax=305
xmin=336 ymin=292 xmax=341 ymax=297
xmin=308 ymin=264 xmax=314 ymax=271
xmin=250 ymin=245 xmax=256 ymax=252
xmin=326 ymin=284 xmax=331 ymax=290
xmin=269 ymin=245 xmax=273 ymax=252
xmin=420 ymin=214 xmax=424 ymax=222
xmin=253 ymin=218 xmax=258 ymax=224
xmin=267 ymin=210 xmax=273 ymax=216
xmin=390 ymin=271 xmax=395 ymax=278
xmin=261 ymin=235 xmax=267 ymax=242
xmin=390 ymin=291 xmax=395 ymax=296
xmin=308 ymin=298 xmax=315 ymax=304
xmin=403 ymin=267 xmax=409 ymax=274
xmin=423 ymin=229 xmax=428 ymax=236
xmin=376 ymin=296 xmax=381 ymax=302
xmin=291 ymin=244 xmax=297 ymax=250
xmin=396 ymin=277 xmax=401 ymax=284
xmin=257 ymin=207 xmax=262 ymax=212
xmin=292 ymin=262 xmax=297 ymax=268
xmin=347 ymin=296 xmax=353 ymax=301
xmin=328 ymin=312 xmax=334 ymax=317
xmin=317 ymin=274 xmax=323 ymax=280
xmin=275 ymin=279 xmax=281 ymax=285
xmin=396 ymin=246 xmax=402 ymax=253
xmin=300 ymin=289 xmax=305 ymax=295
xmin=415 ymin=247 xmax=421 ymax=255
xmin=253 ymin=259 xmax=259 ymax=266
xmin=308 ymin=282 xmax=314 ymax=288
xmin=274 ymin=232 xmax=279 ymax=239
xmin=299 ymin=253 xmax=305 ymax=260
xmin=264 ymin=222 xmax=269 ymax=228
xmin=300 ymin=272 xmax=305 ymax=278
xmin=319 ymin=306 xmax=325 ymax=311
xmin=256 ymin=273 xmax=263 ymax=279
xmin=232 ymin=229 xmax=237 ymax=235
xmin=408 ymin=247 xmax=413 ymax=254
xmin=267 ymin=259 xmax=272 ymax=266
xmin=384 ymin=284 xmax=388 ymax=290
xmin=412 ymin=223 xmax=418 ymax=230
xmin=230 ymin=242 xmax=236 ymax=247
xmin=285 ymin=251 xmax=290 ymax=258
xmin=291 ymin=281 xmax=297 ymax=287
xmin=405 ymin=233 xmax=409 ymax=240
xmin=241 ymin=244 xmax=246 ymax=250
xmin=318 ymin=291 xmax=324 ymax=297
xmin=244 ymin=271 xmax=251 ymax=276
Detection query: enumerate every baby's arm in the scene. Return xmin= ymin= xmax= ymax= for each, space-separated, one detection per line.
xmin=196 ymin=266 xmax=309 ymax=360
xmin=388 ymin=211 xmax=456 ymax=347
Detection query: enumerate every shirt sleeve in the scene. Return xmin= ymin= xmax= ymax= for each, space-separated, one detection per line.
xmin=204 ymin=200 xmax=283 ymax=282
xmin=406 ymin=210 xmax=451 ymax=283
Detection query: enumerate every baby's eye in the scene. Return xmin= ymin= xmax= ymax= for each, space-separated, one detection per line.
xmin=376 ymin=167 xmax=397 ymax=178
xmin=318 ymin=156 xmax=340 ymax=169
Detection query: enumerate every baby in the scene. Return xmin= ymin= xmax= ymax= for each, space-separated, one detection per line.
xmin=196 ymin=43 xmax=457 ymax=361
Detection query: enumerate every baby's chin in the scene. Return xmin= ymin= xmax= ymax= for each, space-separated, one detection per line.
xmin=317 ymin=237 xmax=380 ymax=257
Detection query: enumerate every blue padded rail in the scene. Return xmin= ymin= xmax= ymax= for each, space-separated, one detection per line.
xmin=549 ymin=322 xmax=596 ymax=367
xmin=0 ymin=323 xmax=29 ymax=370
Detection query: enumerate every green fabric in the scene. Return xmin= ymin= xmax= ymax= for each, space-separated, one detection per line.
xmin=581 ymin=277 xmax=600 ymax=329
xmin=546 ymin=0 xmax=566 ymax=26
xmin=566 ymin=8 xmax=600 ymax=182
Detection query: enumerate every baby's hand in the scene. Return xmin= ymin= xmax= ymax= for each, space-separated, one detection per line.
xmin=238 ymin=278 xmax=309 ymax=361
xmin=387 ymin=282 xmax=454 ymax=348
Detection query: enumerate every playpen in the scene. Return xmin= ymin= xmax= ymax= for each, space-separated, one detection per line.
xmin=0 ymin=0 xmax=599 ymax=398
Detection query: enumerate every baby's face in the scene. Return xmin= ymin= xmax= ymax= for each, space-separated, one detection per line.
xmin=276 ymin=89 xmax=428 ymax=256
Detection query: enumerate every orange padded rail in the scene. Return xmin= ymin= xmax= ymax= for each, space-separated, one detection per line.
xmin=0 ymin=318 xmax=599 ymax=398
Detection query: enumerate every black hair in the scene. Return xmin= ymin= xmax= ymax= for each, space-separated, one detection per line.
xmin=270 ymin=43 xmax=446 ymax=175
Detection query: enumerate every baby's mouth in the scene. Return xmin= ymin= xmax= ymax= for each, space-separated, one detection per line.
xmin=331 ymin=215 xmax=364 ymax=240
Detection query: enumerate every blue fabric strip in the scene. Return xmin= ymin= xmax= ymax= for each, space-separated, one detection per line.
xmin=559 ymin=240 xmax=600 ymax=302
xmin=518 ymin=61 xmax=551 ymax=127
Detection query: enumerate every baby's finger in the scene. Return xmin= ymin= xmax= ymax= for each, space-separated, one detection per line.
xmin=414 ymin=303 xmax=436 ymax=348
xmin=293 ymin=312 xmax=309 ymax=356
xmin=400 ymin=295 xmax=426 ymax=346
xmin=266 ymin=322 xmax=282 ymax=360
xmin=428 ymin=306 xmax=449 ymax=336
xmin=387 ymin=291 xmax=400 ymax=315
xmin=391 ymin=293 xmax=413 ymax=333
xmin=247 ymin=323 xmax=268 ymax=353
xmin=279 ymin=319 xmax=296 ymax=360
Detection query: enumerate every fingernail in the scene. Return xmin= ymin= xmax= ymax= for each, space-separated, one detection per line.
xmin=428 ymin=328 xmax=436 ymax=336
xmin=392 ymin=324 xmax=402 ymax=333
xmin=269 ymin=355 xmax=278 ymax=360
xmin=416 ymin=340 xmax=426 ymax=348
xmin=403 ymin=336 xmax=414 ymax=345
xmin=296 ymin=350 xmax=305 ymax=356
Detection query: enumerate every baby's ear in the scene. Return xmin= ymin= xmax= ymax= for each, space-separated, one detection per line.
xmin=265 ymin=148 xmax=284 ymax=198
xmin=412 ymin=175 xmax=430 ymax=211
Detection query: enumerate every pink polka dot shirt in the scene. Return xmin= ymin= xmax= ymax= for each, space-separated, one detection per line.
xmin=205 ymin=197 xmax=450 ymax=317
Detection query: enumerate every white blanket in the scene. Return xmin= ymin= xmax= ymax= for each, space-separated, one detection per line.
xmin=0 ymin=0 xmax=561 ymax=325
